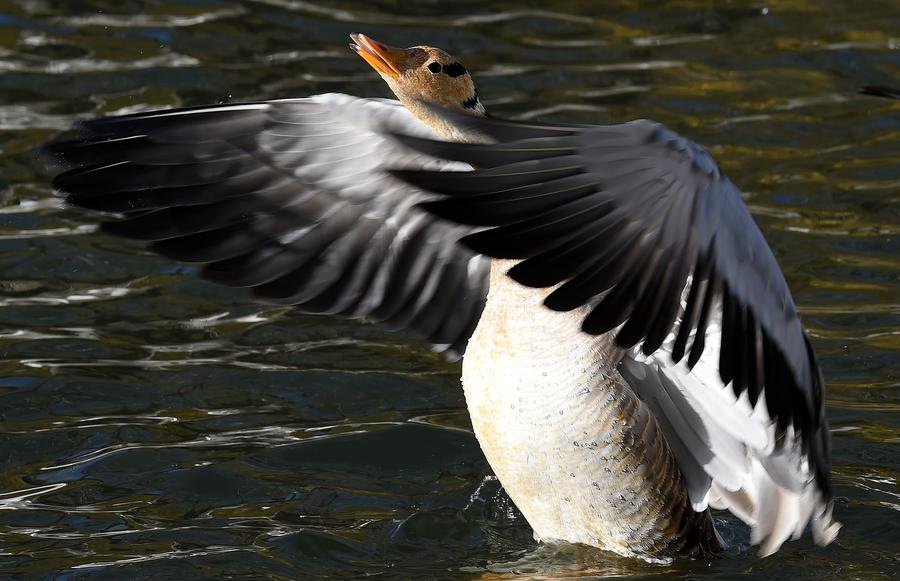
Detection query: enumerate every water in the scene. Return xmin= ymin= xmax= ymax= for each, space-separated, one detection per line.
xmin=0 ymin=0 xmax=898 ymax=578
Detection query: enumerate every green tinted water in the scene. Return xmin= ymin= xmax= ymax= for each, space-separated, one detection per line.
xmin=0 ymin=1 xmax=897 ymax=578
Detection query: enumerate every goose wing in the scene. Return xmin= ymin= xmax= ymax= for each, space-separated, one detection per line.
xmin=48 ymin=94 xmax=490 ymax=357
xmin=391 ymin=111 xmax=839 ymax=553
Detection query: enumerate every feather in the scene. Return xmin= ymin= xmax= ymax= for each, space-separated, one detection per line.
xmin=50 ymin=94 xmax=490 ymax=355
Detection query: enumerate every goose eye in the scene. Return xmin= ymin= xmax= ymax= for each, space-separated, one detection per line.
xmin=427 ymin=62 xmax=442 ymax=74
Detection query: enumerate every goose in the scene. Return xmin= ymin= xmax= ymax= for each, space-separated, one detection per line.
xmin=47 ymin=33 xmax=841 ymax=561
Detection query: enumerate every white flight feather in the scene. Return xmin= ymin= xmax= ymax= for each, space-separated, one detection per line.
xmin=624 ymin=293 xmax=839 ymax=556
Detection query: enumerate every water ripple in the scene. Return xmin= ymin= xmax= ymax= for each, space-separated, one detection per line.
xmin=51 ymin=6 xmax=247 ymax=28
xmin=250 ymin=1 xmax=593 ymax=26
xmin=0 ymin=483 xmax=67 ymax=508
xmin=70 ymin=546 xmax=249 ymax=571
xmin=0 ymin=52 xmax=200 ymax=74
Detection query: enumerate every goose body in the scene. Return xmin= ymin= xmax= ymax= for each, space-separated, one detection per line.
xmin=46 ymin=34 xmax=840 ymax=560
xmin=464 ymin=260 xmax=719 ymax=557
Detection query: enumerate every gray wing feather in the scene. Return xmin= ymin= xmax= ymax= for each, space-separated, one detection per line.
xmin=48 ymin=94 xmax=489 ymax=357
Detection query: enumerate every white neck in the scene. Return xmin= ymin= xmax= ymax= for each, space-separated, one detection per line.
xmin=396 ymin=95 xmax=487 ymax=143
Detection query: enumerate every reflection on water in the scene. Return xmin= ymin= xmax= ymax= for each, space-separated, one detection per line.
xmin=0 ymin=0 xmax=898 ymax=578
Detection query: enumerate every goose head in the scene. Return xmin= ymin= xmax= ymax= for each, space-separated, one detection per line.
xmin=350 ymin=33 xmax=485 ymax=140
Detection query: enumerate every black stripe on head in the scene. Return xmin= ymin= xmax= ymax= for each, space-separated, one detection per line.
xmin=462 ymin=90 xmax=479 ymax=109
xmin=443 ymin=62 xmax=467 ymax=78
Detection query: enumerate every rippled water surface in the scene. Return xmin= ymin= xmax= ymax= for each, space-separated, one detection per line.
xmin=0 ymin=0 xmax=898 ymax=578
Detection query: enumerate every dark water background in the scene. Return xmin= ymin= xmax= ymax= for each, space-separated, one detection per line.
xmin=0 ymin=0 xmax=898 ymax=578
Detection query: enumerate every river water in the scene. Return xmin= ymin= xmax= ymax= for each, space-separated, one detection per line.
xmin=0 ymin=1 xmax=897 ymax=579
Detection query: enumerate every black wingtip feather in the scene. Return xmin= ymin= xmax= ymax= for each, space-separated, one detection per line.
xmin=642 ymin=247 xmax=690 ymax=355
xmin=460 ymin=228 xmax=533 ymax=259
xmin=616 ymin=248 xmax=670 ymax=349
xmin=686 ymin=271 xmax=718 ymax=370
xmin=586 ymin=244 xmax=659 ymax=338
xmin=672 ymin=252 xmax=712 ymax=363
xmin=859 ymin=85 xmax=900 ymax=100
xmin=718 ymin=286 xmax=736 ymax=387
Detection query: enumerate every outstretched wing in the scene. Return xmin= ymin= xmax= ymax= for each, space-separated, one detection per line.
xmin=48 ymin=94 xmax=490 ymax=357
xmin=391 ymin=110 xmax=838 ymax=552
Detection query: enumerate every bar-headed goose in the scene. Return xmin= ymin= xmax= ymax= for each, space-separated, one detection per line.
xmin=47 ymin=33 xmax=840 ymax=561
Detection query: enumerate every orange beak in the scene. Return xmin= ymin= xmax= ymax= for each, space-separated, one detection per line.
xmin=350 ymin=33 xmax=404 ymax=79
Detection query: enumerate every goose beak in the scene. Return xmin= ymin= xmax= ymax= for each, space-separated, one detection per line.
xmin=350 ymin=33 xmax=404 ymax=79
